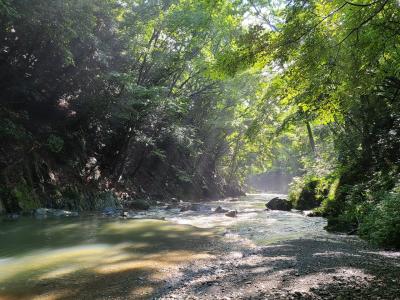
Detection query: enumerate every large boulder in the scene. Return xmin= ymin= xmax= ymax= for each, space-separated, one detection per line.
xmin=266 ymin=197 xmax=292 ymax=211
xmin=126 ymin=199 xmax=150 ymax=210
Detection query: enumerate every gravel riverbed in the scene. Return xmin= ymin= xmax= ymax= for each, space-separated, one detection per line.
xmin=156 ymin=234 xmax=400 ymax=300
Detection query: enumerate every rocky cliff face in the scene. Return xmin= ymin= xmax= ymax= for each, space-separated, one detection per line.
xmin=0 ymin=120 xmax=244 ymax=214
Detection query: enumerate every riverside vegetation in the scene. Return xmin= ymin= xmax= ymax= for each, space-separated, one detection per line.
xmin=1 ymin=0 xmax=400 ymax=251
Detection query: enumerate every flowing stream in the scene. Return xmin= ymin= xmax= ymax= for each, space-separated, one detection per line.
xmin=0 ymin=194 xmax=328 ymax=299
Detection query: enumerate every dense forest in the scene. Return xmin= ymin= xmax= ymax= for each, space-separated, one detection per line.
xmin=0 ymin=0 xmax=399 ymax=248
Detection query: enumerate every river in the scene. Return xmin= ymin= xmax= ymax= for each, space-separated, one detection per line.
xmin=0 ymin=194 xmax=330 ymax=299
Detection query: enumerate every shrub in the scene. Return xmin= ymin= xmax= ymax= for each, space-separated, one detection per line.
xmin=289 ymin=175 xmax=332 ymax=210
xmin=9 ymin=181 xmax=40 ymax=212
xmin=359 ymin=191 xmax=400 ymax=248
xmin=0 ymin=118 xmax=28 ymax=140
xmin=288 ymin=176 xmax=305 ymax=205
xmin=47 ymin=134 xmax=64 ymax=153
xmin=314 ymin=178 xmax=340 ymax=216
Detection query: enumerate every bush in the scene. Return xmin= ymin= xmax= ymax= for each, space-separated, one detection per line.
xmin=359 ymin=191 xmax=400 ymax=248
xmin=289 ymin=175 xmax=332 ymax=210
xmin=0 ymin=118 xmax=29 ymax=140
xmin=316 ymin=178 xmax=340 ymax=215
xmin=8 ymin=181 xmax=40 ymax=212
xmin=47 ymin=134 xmax=64 ymax=153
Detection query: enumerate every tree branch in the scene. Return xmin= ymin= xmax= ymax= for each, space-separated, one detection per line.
xmin=337 ymin=0 xmax=389 ymax=45
xmin=345 ymin=0 xmax=379 ymax=7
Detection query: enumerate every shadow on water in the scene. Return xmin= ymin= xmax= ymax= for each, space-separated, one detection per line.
xmin=2 ymin=194 xmax=399 ymax=299
xmin=0 ymin=217 xmax=222 ymax=300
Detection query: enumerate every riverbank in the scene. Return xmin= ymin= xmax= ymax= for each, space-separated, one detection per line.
xmin=158 ymin=235 xmax=400 ymax=299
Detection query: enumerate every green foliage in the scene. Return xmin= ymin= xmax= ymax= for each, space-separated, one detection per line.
xmin=176 ymin=170 xmax=192 ymax=183
xmin=93 ymin=191 xmax=120 ymax=210
xmin=1 ymin=0 xmax=399 ymax=253
xmin=11 ymin=182 xmax=40 ymax=212
xmin=240 ymin=0 xmax=400 ymax=247
xmin=46 ymin=135 xmax=64 ymax=153
xmin=289 ymin=175 xmax=332 ymax=210
xmin=316 ymin=178 xmax=341 ymax=216
xmin=359 ymin=191 xmax=400 ymax=248
xmin=288 ymin=176 xmax=307 ymax=206
xmin=151 ymin=149 xmax=167 ymax=161
xmin=61 ymin=186 xmax=86 ymax=211
xmin=0 ymin=119 xmax=28 ymax=140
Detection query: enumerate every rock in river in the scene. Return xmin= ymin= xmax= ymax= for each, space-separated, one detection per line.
xmin=35 ymin=208 xmax=79 ymax=217
xmin=102 ymin=207 xmax=120 ymax=216
xmin=266 ymin=197 xmax=292 ymax=211
xmin=126 ymin=199 xmax=150 ymax=210
xmin=190 ymin=203 xmax=212 ymax=212
xmin=214 ymin=206 xmax=228 ymax=213
xmin=303 ymin=210 xmax=319 ymax=217
xmin=225 ymin=210 xmax=237 ymax=217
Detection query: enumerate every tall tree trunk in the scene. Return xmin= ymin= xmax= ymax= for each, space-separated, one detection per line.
xmin=306 ymin=121 xmax=316 ymax=155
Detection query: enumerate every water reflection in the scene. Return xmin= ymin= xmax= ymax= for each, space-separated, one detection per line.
xmin=0 ymin=218 xmax=216 ymax=299
xmin=0 ymin=194 xmax=328 ymax=299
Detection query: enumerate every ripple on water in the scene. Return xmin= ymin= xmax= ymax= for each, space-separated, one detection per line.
xmin=0 ymin=193 xmax=328 ymax=299
xmin=154 ymin=194 xmax=328 ymax=245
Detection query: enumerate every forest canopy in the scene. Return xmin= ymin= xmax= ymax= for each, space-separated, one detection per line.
xmin=0 ymin=0 xmax=399 ymax=247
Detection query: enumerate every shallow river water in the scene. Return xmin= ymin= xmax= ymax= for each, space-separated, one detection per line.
xmin=0 ymin=194 xmax=328 ymax=299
